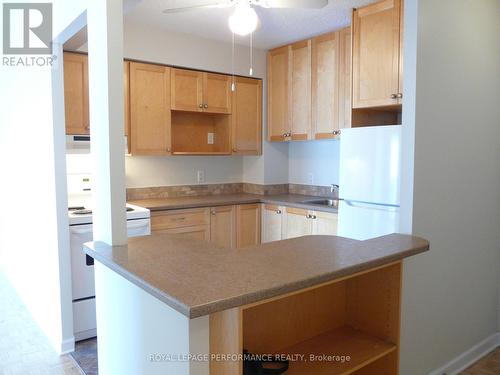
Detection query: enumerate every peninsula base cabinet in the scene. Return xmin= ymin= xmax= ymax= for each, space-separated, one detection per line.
xmin=152 ymin=204 xmax=260 ymax=248
xmin=263 ymin=204 xmax=338 ymax=242
xmin=210 ymin=261 xmax=402 ymax=375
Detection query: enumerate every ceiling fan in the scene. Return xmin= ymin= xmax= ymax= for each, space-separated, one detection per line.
xmin=162 ymin=0 xmax=329 ymax=36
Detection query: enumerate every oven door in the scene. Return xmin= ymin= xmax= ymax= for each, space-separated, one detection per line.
xmin=70 ymin=224 xmax=94 ymax=300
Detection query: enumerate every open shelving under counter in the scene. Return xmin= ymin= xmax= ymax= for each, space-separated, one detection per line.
xmin=84 ymin=233 xmax=429 ymax=375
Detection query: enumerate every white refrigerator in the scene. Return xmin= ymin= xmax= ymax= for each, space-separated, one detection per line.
xmin=338 ymin=125 xmax=402 ymax=240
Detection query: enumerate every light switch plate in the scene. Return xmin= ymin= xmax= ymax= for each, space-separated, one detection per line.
xmin=197 ymin=170 xmax=205 ymax=184
xmin=207 ymin=133 xmax=214 ymax=145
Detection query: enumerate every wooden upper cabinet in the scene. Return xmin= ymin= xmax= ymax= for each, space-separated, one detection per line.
xmin=290 ymin=40 xmax=312 ymax=141
xmin=232 ymin=77 xmax=262 ymax=155
xmin=236 ymin=204 xmax=261 ymax=248
xmin=171 ymin=69 xmax=232 ymax=114
xmin=210 ymin=205 xmax=237 ymax=248
xmin=171 ymin=68 xmax=203 ymax=112
xmin=352 ymin=0 xmax=402 ymax=108
xmin=267 ymin=46 xmax=289 ymax=142
xmin=311 ymin=32 xmax=339 ymax=139
xmin=338 ymin=27 xmax=352 ymax=129
xmin=124 ymin=61 xmax=130 ymax=139
xmin=129 ymin=62 xmax=171 ymax=155
xmin=204 ymin=73 xmax=232 ymax=114
xmin=64 ymin=52 xmax=89 ymax=135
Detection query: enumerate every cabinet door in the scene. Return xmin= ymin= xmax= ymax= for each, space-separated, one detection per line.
xmin=267 ymin=46 xmax=289 ymax=142
xmin=171 ymin=68 xmax=203 ymax=112
xmin=352 ymin=0 xmax=402 ymax=108
xmin=261 ymin=204 xmax=283 ymax=243
xmin=338 ymin=27 xmax=352 ymax=129
xmin=283 ymin=207 xmax=313 ymax=239
xmin=232 ymin=77 xmax=262 ymax=155
xmin=290 ymin=40 xmax=312 ymax=141
xmin=312 ymin=211 xmax=338 ymax=235
xmin=236 ymin=204 xmax=261 ymax=248
xmin=130 ymin=62 xmax=171 ymax=155
xmin=154 ymin=225 xmax=210 ymax=241
xmin=311 ymin=32 xmax=339 ymax=139
xmin=210 ymin=206 xmax=236 ymax=248
xmin=204 ymin=73 xmax=232 ymax=114
xmin=124 ymin=61 xmax=130 ymax=153
xmin=64 ymin=52 xmax=89 ymax=135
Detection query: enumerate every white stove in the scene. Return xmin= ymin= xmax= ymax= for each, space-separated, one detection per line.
xmin=67 ymin=174 xmax=151 ymax=341
xmin=68 ymin=203 xmax=151 ymax=225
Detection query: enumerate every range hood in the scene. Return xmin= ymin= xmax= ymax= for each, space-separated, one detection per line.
xmin=66 ymin=135 xmax=129 ymax=154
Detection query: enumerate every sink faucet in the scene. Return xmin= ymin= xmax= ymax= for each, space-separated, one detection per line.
xmin=330 ymin=184 xmax=339 ymax=197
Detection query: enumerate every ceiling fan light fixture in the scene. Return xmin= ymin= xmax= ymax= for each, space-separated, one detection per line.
xmin=228 ymin=3 xmax=259 ymax=36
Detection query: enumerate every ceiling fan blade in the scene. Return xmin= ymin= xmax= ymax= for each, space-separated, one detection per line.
xmin=257 ymin=0 xmax=328 ymax=8
xmin=162 ymin=0 xmax=233 ymax=14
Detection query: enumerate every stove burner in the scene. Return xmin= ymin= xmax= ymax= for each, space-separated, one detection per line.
xmin=68 ymin=206 xmax=85 ymax=211
xmin=72 ymin=209 xmax=92 ymax=215
xmin=69 ymin=207 xmax=135 ymax=215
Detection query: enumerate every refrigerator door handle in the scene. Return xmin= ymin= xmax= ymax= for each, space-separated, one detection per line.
xmin=344 ymin=200 xmax=399 ymax=212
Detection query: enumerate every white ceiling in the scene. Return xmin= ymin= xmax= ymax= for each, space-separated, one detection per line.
xmin=125 ymin=0 xmax=376 ymax=50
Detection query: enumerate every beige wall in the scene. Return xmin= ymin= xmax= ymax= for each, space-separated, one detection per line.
xmin=400 ymin=0 xmax=500 ymax=373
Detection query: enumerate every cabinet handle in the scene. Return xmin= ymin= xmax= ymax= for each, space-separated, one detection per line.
xmin=232 ymin=148 xmax=237 ymax=153
xmin=199 ymin=104 xmax=203 ymax=108
xmin=306 ymin=214 xmax=317 ymax=219
xmin=167 ymin=148 xmax=171 ymax=152
xmin=211 ymin=210 xmax=216 ymax=215
xmin=396 ymin=93 xmax=403 ymax=99
xmin=276 ymin=210 xmax=282 ymax=214
xmin=390 ymin=94 xmax=397 ymax=99
xmin=204 ymin=104 xmax=208 ymax=109
xmin=332 ymin=130 xmax=341 ymax=136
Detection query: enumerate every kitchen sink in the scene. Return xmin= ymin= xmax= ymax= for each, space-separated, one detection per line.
xmin=300 ymin=198 xmax=340 ymax=209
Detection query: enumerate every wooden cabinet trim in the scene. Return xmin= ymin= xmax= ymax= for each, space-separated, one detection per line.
xmin=129 ymin=62 xmax=171 ymax=155
xmin=203 ymin=72 xmax=232 ymax=114
xmin=352 ymin=0 xmax=402 ymax=109
xmin=231 ymin=77 xmax=262 ymax=155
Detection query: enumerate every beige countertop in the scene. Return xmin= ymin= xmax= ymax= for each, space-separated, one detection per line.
xmin=128 ymin=193 xmax=339 ymax=213
xmin=84 ymin=233 xmax=429 ymax=319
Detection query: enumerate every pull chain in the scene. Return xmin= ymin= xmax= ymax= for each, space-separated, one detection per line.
xmin=249 ymin=31 xmax=253 ymax=76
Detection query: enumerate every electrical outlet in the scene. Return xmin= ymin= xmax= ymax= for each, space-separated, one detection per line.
xmin=308 ymin=173 xmax=314 ymax=185
xmin=207 ymin=132 xmax=214 ymax=145
xmin=197 ymin=170 xmax=205 ymax=184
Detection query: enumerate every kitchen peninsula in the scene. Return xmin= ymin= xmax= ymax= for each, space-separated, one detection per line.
xmin=84 ymin=232 xmax=429 ymax=375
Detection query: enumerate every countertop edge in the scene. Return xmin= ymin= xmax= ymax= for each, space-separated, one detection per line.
xmin=130 ymin=194 xmax=340 ymax=214
xmin=84 ymin=236 xmax=429 ymax=319
xmin=188 ymin=241 xmax=428 ymax=318
xmin=84 ymin=243 xmax=192 ymax=318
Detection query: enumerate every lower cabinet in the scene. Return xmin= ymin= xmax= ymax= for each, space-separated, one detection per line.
xmin=210 ymin=205 xmax=237 ymax=248
xmin=151 ymin=207 xmax=211 ymax=240
xmin=151 ymin=204 xmax=261 ymax=248
xmin=263 ymin=204 xmax=338 ymax=242
xmin=236 ymin=204 xmax=261 ymax=248
xmin=261 ymin=204 xmax=283 ymax=243
xmin=283 ymin=207 xmax=313 ymax=239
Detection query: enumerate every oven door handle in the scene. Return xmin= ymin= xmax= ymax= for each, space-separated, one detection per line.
xmin=127 ymin=220 xmax=150 ymax=230
xmin=70 ymin=226 xmax=93 ymax=234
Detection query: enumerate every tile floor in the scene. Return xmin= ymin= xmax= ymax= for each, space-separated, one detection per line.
xmin=0 ymin=272 xmax=84 ymax=375
xmin=70 ymin=339 xmax=97 ymax=375
xmin=460 ymin=348 xmax=500 ymax=375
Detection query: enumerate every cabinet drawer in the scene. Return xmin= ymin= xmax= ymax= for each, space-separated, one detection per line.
xmin=151 ymin=207 xmax=210 ymax=231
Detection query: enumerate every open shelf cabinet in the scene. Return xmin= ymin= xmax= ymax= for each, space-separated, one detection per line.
xmin=209 ymin=262 xmax=402 ymax=375
xmin=170 ymin=111 xmax=231 ymax=155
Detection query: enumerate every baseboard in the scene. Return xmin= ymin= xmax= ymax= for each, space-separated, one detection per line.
xmin=60 ymin=336 xmax=76 ymax=355
xmin=428 ymin=332 xmax=500 ymax=375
